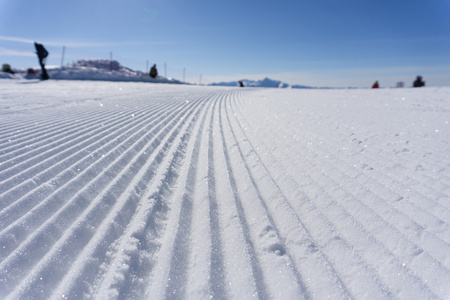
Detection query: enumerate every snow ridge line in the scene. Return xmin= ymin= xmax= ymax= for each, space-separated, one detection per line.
xmin=138 ymin=96 xmax=214 ymax=299
xmin=0 ymin=94 xmax=199 ymax=284
xmin=0 ymin=99 xmax=166 ymax=174
xmin=0 ymin=95 xmax=182 ymax=194
xmin=0 ymin=97 xmax=187 ymax=232
xmin=234 ymin=90 xmax=443 ymax=298
xmin=309 ymin=132 xmax=450 ymax=262
xmin=206 ymin=96 xmax=227 ymax=300
xmin=1 ymin=84 xmax=447 ymax=299
xmin=50 ymin=94 xmax=209 ymax=299
xmin=292 ymin=143 xmax=440 ymax=298
xmin=228 ymin=91 xmax=393 ymax=299
xmin=164 ymin=93 xmax=213 ymax=298
xmin=312 ymin=116 xmax=450 ymax=222
xmin=217 ymin=95 xmax=270 ymax=300
xmin=91 ymin=94 xmax=209 ymax=300
xmin=225 ymin=92 xmax=357 ymax=299
xmin=0 ymin=87 xmax=196 ymax=162
xmin=0 ymin=98 xmax=177 ymax=195
xmin=223 ymin=92 xmax=313 ymax=299
xmin=144 ymin=91 xmax=227 ymax=299
xmin=0 ymin=106 xmax=116 ymax=156
xmin=3 ymin=92 xmax=208 ymax=298
xmin=354 ymin=130 xmax=450 ymax=188
xmin=350 ymin=136 xmax=450 ymax=198
xmin=0 ymin=99 xmax=138 ymax=157
xmin=251 ymin=93 xmax=450 ymax=286
xmin=0 ymin=95 xmax=96 ymax=118
xmin=0 ymin=104 xmax=100 ymax=140
xmin=311 ymin=99 xmax=450 ymax=224
xmin=0 ymin=92 xmax=185 ymax=164
xmin=0 ymin=91 xmax=202 ymax=255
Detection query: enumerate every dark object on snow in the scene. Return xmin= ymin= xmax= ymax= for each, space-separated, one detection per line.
xmin=34 ymin=42 xmax=49 ymax=80
xmin=238 ymin=80 xmax=244 ymax=87
xmin=2 ymin=64 xmax=14 ymax=74
xmin=149 ymin=64 xmax=158 ymax=78
xmin=413 ymin=76 xmax=425 ymax=87
xmin=372 ymin=81 xmax=379 ymax=88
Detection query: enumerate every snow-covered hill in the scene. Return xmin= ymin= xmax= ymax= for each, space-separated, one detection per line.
xmin=0 ymin=80 xmax=449 ymax=299
xmin=211 ymin=77 xmax=312 ymax=89
xmin=7 ymin=59 xmax=184 ymax=84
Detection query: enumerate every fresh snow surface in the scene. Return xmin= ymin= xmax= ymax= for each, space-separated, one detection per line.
xmin=0 ymin=79 xmax=449 ymax=299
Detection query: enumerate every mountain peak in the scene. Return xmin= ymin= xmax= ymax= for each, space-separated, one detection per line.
xmin=211 ymin=77 xmax=311 ymax=89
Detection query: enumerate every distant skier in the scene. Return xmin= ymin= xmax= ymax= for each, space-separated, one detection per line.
xmin=413 ymin=76 xmax=425 ymax=87
xmin=149 ymin=64 xmax=158 ymax=78
xmin=238 ymin=80 xmax=244 ymax=87
xmin=34 ymin=42 xmax=49 ymax=80
xmin=372 ymin=81 xmax=379 ymax=88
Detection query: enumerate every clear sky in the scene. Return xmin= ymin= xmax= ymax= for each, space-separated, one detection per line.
xmin=1 ymin=0 xmax=449 ymax=87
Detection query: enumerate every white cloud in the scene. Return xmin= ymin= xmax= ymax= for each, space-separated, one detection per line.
xmin=0 ymin=35 xmax=116 ymax=48
xmin=0 ymin=35 xmax=170 ymax=48
xmin=0 ymin=47 xmax=35 ymax=57
xmin=0 ymin=35 xmax=35 ymax=44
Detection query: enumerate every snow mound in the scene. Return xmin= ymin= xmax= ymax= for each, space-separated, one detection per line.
xmin=2 ymin=59 xmax=184 ymax=84
xmin=49 ymin=59 xmax=183 ymax=84
xmin=0 ymin=72 xmax=21 ymax=79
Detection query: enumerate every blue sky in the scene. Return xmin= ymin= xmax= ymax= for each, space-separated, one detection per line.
xmin=1 ymin=0 xmax=449 ymax=87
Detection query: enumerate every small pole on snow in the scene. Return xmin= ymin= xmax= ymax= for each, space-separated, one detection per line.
xmin=60 ymin=46 xmax=66 ymax=67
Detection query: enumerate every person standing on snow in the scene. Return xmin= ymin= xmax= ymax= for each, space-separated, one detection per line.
xmin=149 ymin=64 xmax=158 ymax=78
xmin=34 ymin=42 xmax=49 ymax=80
xmin=372 ymin=81 xmax=379 ymax=88
xmin=413 ymin=76 xmax=425 ymax=87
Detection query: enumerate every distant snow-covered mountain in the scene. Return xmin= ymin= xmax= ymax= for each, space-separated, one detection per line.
xmin=211 ymin=77 xmax=312 ymax=89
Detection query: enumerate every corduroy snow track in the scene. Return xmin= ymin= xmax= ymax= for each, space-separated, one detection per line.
xmin=0 ymin=80 xmax=449 ymax=299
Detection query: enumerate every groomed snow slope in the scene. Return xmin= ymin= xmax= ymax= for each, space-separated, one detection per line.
xmin=0 ymin=80 xmax=449 ymax=299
